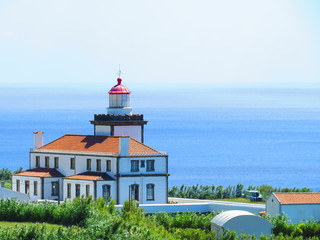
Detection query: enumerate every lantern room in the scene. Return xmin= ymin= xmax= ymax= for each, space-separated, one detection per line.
xmin=107 ymin=78 xmax=132 ymax=115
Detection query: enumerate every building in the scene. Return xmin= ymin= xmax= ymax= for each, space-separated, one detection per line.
xmin=266 ymin=192 xmax=320 ymax=223
xmin=12 ymin=77 xmax=169 ymax=204
xmin=211 ymin=210 xmax=272 ymax=238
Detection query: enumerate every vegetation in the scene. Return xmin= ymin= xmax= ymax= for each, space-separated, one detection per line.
xmin=1 ymin=197 xmax=320 ymax=239
xmin=3 ymin=180 xmax=11 ymax=189
xmin=0 ymin=167 xmax=23 ymax=180
xmin=0 ymin=221 xmax=60 ymax=230
xmin=169 ymin=184 xmax=312 ymax=201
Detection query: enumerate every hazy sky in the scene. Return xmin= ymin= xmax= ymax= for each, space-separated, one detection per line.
xmin=0 ymin=0 xmax=320 ymax=88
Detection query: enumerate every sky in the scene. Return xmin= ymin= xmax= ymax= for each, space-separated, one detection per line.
xmin=0 ymin=0 xmax=320 ymax=89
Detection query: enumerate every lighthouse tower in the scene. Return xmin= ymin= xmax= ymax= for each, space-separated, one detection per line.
xmin=90 ymin=77 xmax=148 ymax=143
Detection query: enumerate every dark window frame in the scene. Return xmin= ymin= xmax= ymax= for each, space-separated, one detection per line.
xmin=146 ymin=160 xmax=155 ymax=172
xmin=54 ymin=157 xmax=59 ymax=168
xmin=140 ymin=160 xmax=145 ymax=168
xmin=146 ymin=184 xmax=155 ymax=201
xmin=67 ymin=183 xmax=71 ymax=198
xmin=35 ymin=156 xmax=40 ymax=168
xmin=75 ymin=184 xmax=80 ymax=197
xmin=51 ymin=181 xmax=59 ymax=196
xmin=34 ymin=181 xmax=38 ymax=196
xmin=45 ymin=156 xmax=50 ymax=168
xmin=25 ymin=180 xmax=30 ymax=195
xmin=70 ymin=158 xmax=75 ymax=169
xmin=102 ymin=184 xmax=111 ymax=199
xmin=87 ymin=159 xmax=91 ymax=171
xmin=131 ymin=160 xmax=139 ymax=172
xmin=16 ymin=179 xmax=20 ymax=192
xmin=86 ymin=185 xmax=90 ymax=197
xmin=130 ymin=184 xmax=139 ymax=201
xmin=96 ymin=159 xmax=101 ymax=171
xmin=106 ymin=160 xmax=111 ymax=172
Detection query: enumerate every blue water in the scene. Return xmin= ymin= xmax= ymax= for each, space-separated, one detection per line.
xmin=0 ymin=86 xmax=320 ymax=190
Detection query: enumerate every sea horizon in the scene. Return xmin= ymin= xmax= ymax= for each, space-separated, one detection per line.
xmin=0 ymin=85 xmax=319 ymax=190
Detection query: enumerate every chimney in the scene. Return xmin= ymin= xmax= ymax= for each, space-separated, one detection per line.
xmin=119 ymin=136 xmax=129 ymax=156
xmin=33 ymin=132 xmax=44 ymax=149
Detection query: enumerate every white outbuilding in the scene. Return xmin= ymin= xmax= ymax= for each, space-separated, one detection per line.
xmin=211 ymin=210 xmax=273 ymax=238
xmin=266 ymin=192 xmax=320 ymax=223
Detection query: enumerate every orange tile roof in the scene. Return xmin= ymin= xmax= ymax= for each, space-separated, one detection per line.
xmin=129 ymin=137 xmax=161 ymax=155
xmin=14 ymin=168 xmax=64 ymax=178
xmin=64 ymin=172 xmax=114 ymax=181
xmin=274 ymin=192 xmax=320 ymax=205
xmin=38 ymin=135 xmax=161 ymax=155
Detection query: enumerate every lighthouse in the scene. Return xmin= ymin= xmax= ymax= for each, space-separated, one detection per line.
xmin=90 ymin=77 xmax=148 ymax=143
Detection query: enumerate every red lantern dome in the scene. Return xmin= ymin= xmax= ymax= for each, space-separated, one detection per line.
xmin=108 ymin=78 xmax=131 ymax=94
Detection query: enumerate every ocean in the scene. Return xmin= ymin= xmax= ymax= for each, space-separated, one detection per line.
xmin=0 ymin=85 xmax=319 ymax=190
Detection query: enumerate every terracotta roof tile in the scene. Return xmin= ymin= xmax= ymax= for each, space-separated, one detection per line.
xmin=39 ymin=135 xmax=119 ymax=154
xmin=38 ymin=135 xmax=162 ymax=155
xmin=129 ymin=138 xmax=161 ymax=155
xmin=64 ymin=172 xmax=114 ymax=181
xmin=274 ymin=192 xmax=320 ymax=205
xmin=14 ymin=168 xmax=64 ymax=178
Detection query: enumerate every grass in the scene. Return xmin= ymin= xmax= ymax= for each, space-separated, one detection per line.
xmin=213 ymin=198 xmax=265 ymax=204
xmin=4 ymin=180 xmax=11 ymax=189
xmin=0 ymin=221 xmax=61 ymax=230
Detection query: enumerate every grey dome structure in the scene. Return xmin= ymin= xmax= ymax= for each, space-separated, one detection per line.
xmin=211 ymin=210 xmax=272 ymax=238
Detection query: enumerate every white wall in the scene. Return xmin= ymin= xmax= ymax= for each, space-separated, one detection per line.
xmin=114 ymin=126 xmax=141 ymax=142
xmin=282 ymin=204 xmax=320 ymax=223
xmin=12 ymin=175 xmax=41 ymax=201
xmin=115 ymin=202 xmax=265 ymax=214
xmin=63 ymin=179 xmax=94 ymax=200
xmin=119 ymin=156 xmax=167 ymax=174
xmin=96 ymin=181 xmax=117 ymax=202
xmin=30 ymin=152 xmax=117 ymax=177
xmin=43 ymin=177 xmax=63 ymax=201
xmin=12 ymin=175 xmax=63 ymax=201
xmin=266 ymin=194 xmax=320 ymax=223
xmin=107 ymin=107 xmax=132 ymax=115
xmin=222 ymin=215 xmax=273 ymax=237
xmin=118 ymin=176 xmax=167 ymax=204
xmin=266 ymin=194 xmax=281 ymax=217
xmin=63 ymin=179 xmax=117 ymax=202
xmin=95 ymin=125 xmax=111 ymax=136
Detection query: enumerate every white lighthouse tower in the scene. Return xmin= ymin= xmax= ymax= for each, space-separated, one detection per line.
xmin=91 ymin=77 xmax=148 ymax=143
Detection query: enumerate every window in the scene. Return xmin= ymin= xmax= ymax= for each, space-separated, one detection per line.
xmin=146 ymin=184 xmax=155 ymax=201
xmin=16 ymin=180 xmax=20 ymax=192
xmin=146 ymin=160 xmax=155 ymax=172
xmin=96 ymin=159 xmax=101 ymax=171
xmin=51 ymin=181 xmax=59 ymax=196
xmin=35 ymin=156 xmax=40 ymax=168
xmin=130 ymin=184 xmax=139 ymax=201
xmin=75 ymin=184 xmax=80 ymax=197
xmin=25 ymin=180 xmax=30 ymax=195
xmin=70 ymin=158 xmax=75 ymax=169
xmin=140 ymin=160 xmax=145 ymax=168
xmin=87 ymin=159 xmax=91 ymax=170
xmin=102 ymin=185 xmax=111 ymax=200
xmin=67 ymin=183 xmax=71 ymax=198
xmin=86 ymin=185 xmax=90 ymax=197
xmin=106 ymin=160 xmax=111 ymax=172
xmin=45 ymin=156 xmax=50 ymax=168
xmin=131 ymin=160 xmax=139 ymax=172
xmin=34 ymin=181 xmax=38 ymax=196
xmin=54 ymin=157 xmax=59 ymax=168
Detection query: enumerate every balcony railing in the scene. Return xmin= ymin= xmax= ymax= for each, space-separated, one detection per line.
xmin=94 ymin=114 xmax=144 ymax=121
